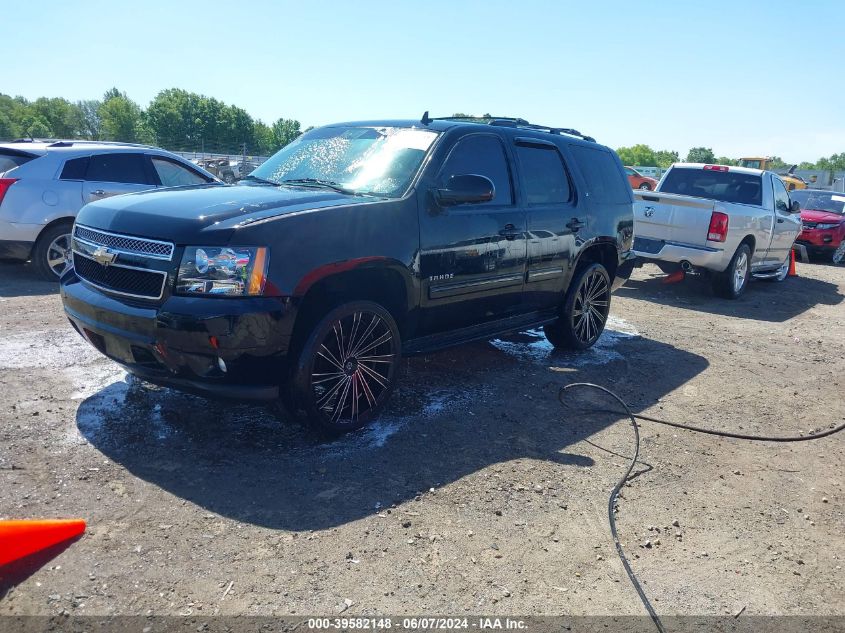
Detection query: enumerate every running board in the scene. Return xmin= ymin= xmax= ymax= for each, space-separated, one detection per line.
xmin=403 ymin=310 xmax=558 ymax=356
xmin=752 ymin=271 xmax=780 ymax=279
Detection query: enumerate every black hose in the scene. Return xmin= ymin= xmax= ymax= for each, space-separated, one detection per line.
xmin=558 ymin=382 xmax=845 ymax=633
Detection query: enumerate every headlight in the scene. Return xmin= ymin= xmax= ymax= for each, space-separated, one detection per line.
xmin=815 ymin=222 xmax=840 ymax=230
xmin=176 ymin=246 xmax=269 ymax=296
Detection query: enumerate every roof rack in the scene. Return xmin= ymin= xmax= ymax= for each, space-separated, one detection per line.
xmin=425 ymin=114 xmax=595 ymax=142
xmin=7 ymin=138 xmax=156 ymax=149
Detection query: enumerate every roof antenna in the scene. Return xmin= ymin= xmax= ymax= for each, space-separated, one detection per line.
xmin=420 ymin=111 xmax=431 ymax=125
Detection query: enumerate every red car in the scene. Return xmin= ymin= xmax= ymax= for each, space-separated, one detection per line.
xmin=624 ymin=166 xmax=658 ymax=190
xmin=791 ymin=189 xmax=845 ymax=262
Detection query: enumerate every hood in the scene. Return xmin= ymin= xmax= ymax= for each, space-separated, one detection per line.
xmin=74 ymin=183 xmax=376 ymax=244
xmin=801 ymin=208 xmax=845 ymax=224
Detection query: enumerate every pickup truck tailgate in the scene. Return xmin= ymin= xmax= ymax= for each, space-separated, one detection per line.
xmin=633 ymin=191 xmax=715 ymax=252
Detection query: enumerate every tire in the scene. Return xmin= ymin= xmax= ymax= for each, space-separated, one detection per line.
xmin=712 ymin=243 xmax=751 ymax=299
xmin=222 ymin=172 xmax=236 ymax=184
xmin=33 ymin=222 xmax=74 ymax=281
xmin=638 ymin=182 xmax=652 ymax=190
xmin=544 ymin=262 xmax=611 ymax=351
xmin=832 ymin=240 xmax=845 ymax=265
xmin=764 ymin=254 xmax=790 ymax=282
xmin=291 ymin=301 xmax=400 ymax=433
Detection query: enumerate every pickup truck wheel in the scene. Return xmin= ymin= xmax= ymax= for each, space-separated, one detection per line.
xmin=544 ymin=262 xmax=611 ymax=350
xmin=292 ymin=301 xmax=400 ymax=433
xmin=712 ymin=243 xmax=751 ymax=299
xmin=33 ymin=222 xmax=74 ymax=281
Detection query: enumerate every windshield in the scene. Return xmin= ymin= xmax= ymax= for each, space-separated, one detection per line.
xmin=249 ymin=126 xmax=439 ymax=197
xmin=790 ymin=190 xmax=845 ymax=215
xmin=660 ymin=168 xmax=763 ymax=206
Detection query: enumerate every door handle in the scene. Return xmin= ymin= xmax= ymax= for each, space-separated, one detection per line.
xmin=91 ymin=189 xmax=106 ymax=196
xmin=777 ymin=218 xmax=784 ymax=223
xmin=566 ymin=217 xmax=586 ymax=232
xmin=498 ymin=223 xmax=519 ymax=240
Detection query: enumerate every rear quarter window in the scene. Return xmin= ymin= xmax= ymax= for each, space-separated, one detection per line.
xmin=61 ymin=156 xmax=90 ymax=180
xmin=0 ymin=150 xmax=36 ymax=175
xmin=568 ymin=145 xmax=631 ymax=204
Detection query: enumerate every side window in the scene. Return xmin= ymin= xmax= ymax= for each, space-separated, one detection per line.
xmin=514 ymin=143 xmax=571 ymax=205
xmin=438 ymin=135 xmax=513 ymax=206
xmin=60 ymin=156 xmax=90 ymax=180
xmin=151 ymin=157 xmax=210 ymax=187
xmin=85 ymin=153 xmax=149 ymax=185
xmin=772 ymin=177 xmax=791 ymax=215
xmin=569 ymin=145 xmax=632 ymax=205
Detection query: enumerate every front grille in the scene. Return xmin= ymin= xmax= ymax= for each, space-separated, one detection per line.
xmin=74 ymin=225 xmax=174 ymax=260
xmin=74 ymin=252 xmax=167 ymax=299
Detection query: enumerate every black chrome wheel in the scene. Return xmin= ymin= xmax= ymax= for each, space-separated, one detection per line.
xmin=544 ymin=262 xmax=611 ymax=350
xmin=294 ymin=301 xmax=400 ymax=432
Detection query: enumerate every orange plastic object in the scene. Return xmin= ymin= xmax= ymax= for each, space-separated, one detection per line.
xmin=662 ymin=270 xmax=685 ymax=284
xmin=788 ymin=248 xmax=797 ymax=277
xmin=0 ymin=519 xmax=86 ymax=567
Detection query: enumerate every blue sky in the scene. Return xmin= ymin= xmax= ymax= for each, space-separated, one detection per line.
xmin=4 ymin=0 xmax=843 ymax=162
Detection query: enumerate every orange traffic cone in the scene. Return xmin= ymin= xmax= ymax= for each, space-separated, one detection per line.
xmin=0 ymin=519 xmax=86 ymax=567
xmin=662 ymin=269 xmax=685 ymax=284
xmin=788 ymin=248 xmax=797 ymax=277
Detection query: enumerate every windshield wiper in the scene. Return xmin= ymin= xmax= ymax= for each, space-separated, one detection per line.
xmin=280 ymin=178 xmax=358 ymax=195
xmin=241 ymin=174 xmax=278 ymax=185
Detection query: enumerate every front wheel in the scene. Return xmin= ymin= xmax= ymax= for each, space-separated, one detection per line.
xmin=832 ymin=240 xmax=845 ymax=264
xmin=292 ymin=301 xmax=400 ymax=433
xmin=712 ymin=243 xmax=751 ymax=299
xmin=544 ymin=262 xmax=611 ymax=350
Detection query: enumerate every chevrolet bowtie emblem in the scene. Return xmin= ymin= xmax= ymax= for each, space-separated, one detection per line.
xmin=92 ymin=246 xmax=118 ymax=266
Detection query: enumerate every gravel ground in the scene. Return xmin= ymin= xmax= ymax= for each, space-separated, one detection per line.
xmin=0 ymin=260 xmax=843 ymax=618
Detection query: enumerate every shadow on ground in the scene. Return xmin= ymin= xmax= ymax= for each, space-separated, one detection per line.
xmin=0 ymin=262 xmax=58 ymax=298
xmin=617 ymin=265 xmax=843 ymax=322
xmin=76 ymin=326 xmax=707 ymax=531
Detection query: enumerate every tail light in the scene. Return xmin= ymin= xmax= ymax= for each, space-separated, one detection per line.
xmin=707 ymin=211 xmax=729 ymax=242
xmin=0 ymin=178 xmax=18 ymax=205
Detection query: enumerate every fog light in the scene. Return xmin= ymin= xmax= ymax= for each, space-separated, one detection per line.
xmin=217 ymin=357 xmax=227 ymax=373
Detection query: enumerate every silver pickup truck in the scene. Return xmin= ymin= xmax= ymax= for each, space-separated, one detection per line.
xmin=632 ymin=163 xmax=802 ymax=298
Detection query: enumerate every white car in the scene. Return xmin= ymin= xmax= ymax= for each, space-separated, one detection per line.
xmin=0 ymin=140 xmax=219 ymax=280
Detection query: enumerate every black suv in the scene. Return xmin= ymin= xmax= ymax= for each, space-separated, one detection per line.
xmin=61 ymin=115 xmax=635 ymax=432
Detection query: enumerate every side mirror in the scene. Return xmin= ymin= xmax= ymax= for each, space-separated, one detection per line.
xmin=435 ymin=174 xmax=495 ymax=206
xmin=790 ymin=200 xmax=801 ymax=214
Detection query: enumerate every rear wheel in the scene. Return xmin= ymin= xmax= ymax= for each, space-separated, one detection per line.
xmin=712 ymin=243 xmax=751 ymax=299
xmin=544 ymin=262 xmax=611 ymax=350
xmin=33 ymin=222 xmax=74 ymax=281
xmin=292 ymin=301 xmax=400 ymax=433
xmin=638 ymin=182 xmax=652 ymax=190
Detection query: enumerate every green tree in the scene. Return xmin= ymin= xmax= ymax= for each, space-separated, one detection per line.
xmin=19 ymin=113 xmax=53 ymax=138
xmin=77 ymin=99 xmax=102 ymax=139
xmin=715 ymin=156 xmax=738 ymax=166
xmin=0 ymin=111 xmax=14 ymax=139
xmin=654 ymin=150 xmax=679 ymax=168
xmin=616 ymin=144 xmax=657 ymax=166
xmin=99 ymin=92 xmax=145 ymax=142
xmin=271 ymin=118 xmax=301 ymax=149
xmin=31 ymin=97 xmax=83 ymax=138
xmin=685 ymin=147 xmax=716 ymax=163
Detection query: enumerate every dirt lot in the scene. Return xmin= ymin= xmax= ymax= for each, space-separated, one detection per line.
xmin=0 ymin=260 xmax=843 ymax=619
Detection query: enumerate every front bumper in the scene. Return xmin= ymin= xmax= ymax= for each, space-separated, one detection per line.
xmin=61 ymin=272 xmax=294 ymax=401
xmin=797 ymin=228 xmax=845 ymax=251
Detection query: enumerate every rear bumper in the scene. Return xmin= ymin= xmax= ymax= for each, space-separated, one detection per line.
xmin=633 ymin=238 xmax=726 ymax=271
xmin=61 ymin=272 xmax=294 ymax=401
xmin=0 ymin=239 xmax=33 ymax=261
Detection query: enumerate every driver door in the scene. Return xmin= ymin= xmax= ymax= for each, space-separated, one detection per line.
xmin=767 ymin=176 xmax=801 ymax=266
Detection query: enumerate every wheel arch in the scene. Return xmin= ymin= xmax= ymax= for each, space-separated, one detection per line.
xmin=32 ymin=216 xmax=76 ymax=257
xmin=573 ymin=240 xmax=619 ymax=282
xmin=290 ymin=259 xmax=414 ymax=354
